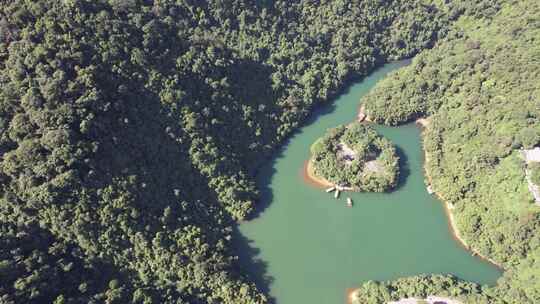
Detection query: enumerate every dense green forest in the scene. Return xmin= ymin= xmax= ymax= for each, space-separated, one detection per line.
xmin=0 ymin=0 xmax=460 ymax=303
xmin=357 ymin=0 xmax=539 ymax=303
xmin=0 ymin=0 xmax=537 ymax=303
xmin=352 ymin=274 xmax=485 ymax=303
xmin=310 ymin=123 xmax=399 ymax=191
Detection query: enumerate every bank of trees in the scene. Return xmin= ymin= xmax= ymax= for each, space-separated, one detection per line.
xmin=352 ymin=274 xmax=484 ymax=304
xmin=357 ymin=0 xmax=540 ymax=303
xmin=310 ymin=123 xmax=399 ymax=191
xmin=0 ymin=0 xmax=458 ymax=302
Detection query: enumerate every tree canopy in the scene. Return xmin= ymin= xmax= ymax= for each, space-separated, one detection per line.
xmin=310 ymin=123 xmax=399 ymax=191
xmin=0 ymin=0 xmax=537 ymax=303
xmin=357 ymin=0 xmax=540 ymax=302
xmin=0 ymin=0 xmax=456 ymax=302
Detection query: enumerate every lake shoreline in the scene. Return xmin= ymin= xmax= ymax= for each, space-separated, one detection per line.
xmin=302 ymin=159 xmax=333 ymax=188
xmin=342 ymin=118 xmax=502 ymax=304
xmin=345 ymin=288 xmax=357 ymax=304
xmin=417 ymin=118 xmax=504 ymax=270
xmin=302 ymin=159 xmax=355 ymax=191
xmin=308 ymin=117 xmax=501 ymax=304
xmin=245 ymin=61 xmax=499 ymax=304
xmin=303 ymin=116 xmax=503 ymax=270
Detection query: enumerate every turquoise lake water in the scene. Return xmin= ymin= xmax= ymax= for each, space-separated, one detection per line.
xmin=238 ymin=61 xmax=501 ymax=304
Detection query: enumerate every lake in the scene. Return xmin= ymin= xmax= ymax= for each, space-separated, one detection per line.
xmin=238 ymin=61 xmax=501 ymax=304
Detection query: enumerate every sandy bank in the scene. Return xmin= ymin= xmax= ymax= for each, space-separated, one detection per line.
xmin=304 ymin=115 xmax=503 ymax=269
xmin=302 ymin=159 xmax=354 ymax=190
xmin=416 ymin=117 xmax=430 ymax=127
xmin=303 ymin=160 xmax=334 ymax=188
xmin=346 ymin=288 xmax=358 ymax=304
xmin=418 ymin=118 xmax=503 ymax=270
xmin=441 ymin=197 xmax=503 ymax=269
xmin=343 ymin=117 xmax=503 ymax=304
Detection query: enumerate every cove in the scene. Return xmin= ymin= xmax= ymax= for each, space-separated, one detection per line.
xmin=238 ymin=61 xmax=501 ymax=304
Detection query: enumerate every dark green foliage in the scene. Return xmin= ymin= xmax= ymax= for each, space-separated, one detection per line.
xmin=2 ymin=0 xmax=536 ymax=302
xmin=0 ymin=0 xmax=455 ymax=302
xmin=310 ymin=123 xmax=399 ymax=191
xmin=0 ymin=221 xmax=131 ymax=304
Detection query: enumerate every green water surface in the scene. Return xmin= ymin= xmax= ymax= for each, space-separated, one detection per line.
xmin=238 ymin=61 xmax=501 ymax=304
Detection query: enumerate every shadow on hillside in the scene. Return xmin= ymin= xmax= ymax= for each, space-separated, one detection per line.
xmin=86 ymin=79 xmax=276 ymax=299
xmin=245 ymin=87 xmax=342 ymax=220
xmin=231 ymin=225 xmax=275 ymax=303
xmin=209 ymin=58 xmax=279 ymax=170
xmin=389 ymin=145 xmax=411 ymax=192
xmin=245 ymin=160 xmax=277 ymax=221
xmin=88 ymin=87 xmax=215 ymax=211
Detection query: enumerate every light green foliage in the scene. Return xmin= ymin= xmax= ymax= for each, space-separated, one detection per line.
xmin=310 ymin=123 xmax=399 ymax=191
xmin=352 ymin=274 xmax=482 ymax=304
xmin=530 ymin=163 xmax=540 ymax=185
xmin=357 ymin=0 xmax=540 ymax=303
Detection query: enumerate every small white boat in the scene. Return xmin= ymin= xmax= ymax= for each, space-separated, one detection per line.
xmin=326 ymin=186 xmax=336 ymax=193
xmin=334 ymin=189 xmax=340 ymax=199
xmin=346 ymin=197 xmax=353 ymax=207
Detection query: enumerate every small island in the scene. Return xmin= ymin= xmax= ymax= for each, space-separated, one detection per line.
xmin=308 ymin=123 xmax=399 ymax=192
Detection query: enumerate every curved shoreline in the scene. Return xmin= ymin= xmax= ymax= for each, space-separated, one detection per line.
xmin=302 ymin=160 xmax=334 ymax=188
xmin=303 ymin=122 xmax=397 ymax=193
xmin=417 ymin=118 xmax=503 ymax=270
xmin=302 ymin=158 xmax=357 ymax=191
xmin=302 ymin=117 xmax=502 ymax=304
xmin=346 ymin=288 xmax=356 ymax=304
xmin=304 ymin=117 xmax=502 ymax=270
xmin=302 ymin=159 xmax=355 ymax=191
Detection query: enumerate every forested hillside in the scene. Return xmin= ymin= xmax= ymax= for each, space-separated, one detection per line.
xmin=2 ymin=0 xmax=537 ymax=303
xmin=0 ymin=0 xmax=461 ymax=303
xmin=356 ymin=0 xmax=540 ymax=303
